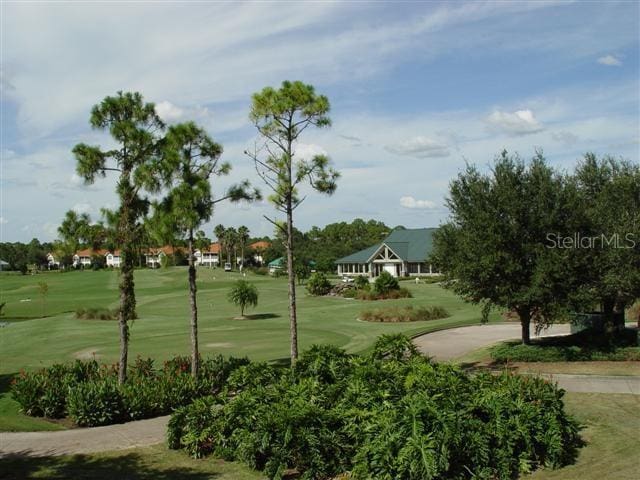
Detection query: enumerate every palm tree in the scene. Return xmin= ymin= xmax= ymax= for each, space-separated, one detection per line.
xmin=227 ymin=280 xmax=258 ymax=318
xmin=224 ymin=227 xmax=237 ymax=268
xmin=237 ymin=226 xmax=250 ymax=270
xmin=214 ymin=224 xmax=226 ymax=266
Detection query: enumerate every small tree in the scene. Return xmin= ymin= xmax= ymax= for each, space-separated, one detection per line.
xmin=37 ymin=281 xmax=49 ymax=317
xmin=228 ymin=280 xmax=259 ymax=318
xmin=246 ymin=80 xmax=340 ymax=363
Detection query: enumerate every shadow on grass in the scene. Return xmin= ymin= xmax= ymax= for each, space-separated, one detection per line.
xmin=0 ymin=451 xmax=215 ymax=480
xmin=242 ymin=313 xmax=280 ymax=320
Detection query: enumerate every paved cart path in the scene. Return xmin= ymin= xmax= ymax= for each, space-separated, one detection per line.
xmin=0 ymin=415 xmax=169 ymax=458
xmin=413 ymin=322 xmax=572 ymax=361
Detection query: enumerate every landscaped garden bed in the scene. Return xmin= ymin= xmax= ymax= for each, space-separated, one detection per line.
xmin=11 ymin=355 xmax=249 ymax=427
xmin=490 ymin=328 xmax=640 ymax=363
xmin=360 ymin=305 xmax=449 ymax=322
xmin=167 ymin=334 xmax=582 ymax=480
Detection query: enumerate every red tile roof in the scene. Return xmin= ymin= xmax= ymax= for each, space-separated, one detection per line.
xmin=249 ymin=241 xmax=271 ymax=250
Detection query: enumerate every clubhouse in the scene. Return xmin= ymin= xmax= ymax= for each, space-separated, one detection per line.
xmin=335 ymin=228 xmax=439 ymax=278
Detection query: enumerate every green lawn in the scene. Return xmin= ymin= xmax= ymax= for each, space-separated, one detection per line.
xmin=0 ymin=267 xmax=498 ymax=431
xmin=1 ymin=392 xmax=637 ymax=480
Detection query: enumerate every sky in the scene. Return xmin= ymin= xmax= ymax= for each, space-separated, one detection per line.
xmin=1 ymin=0 xmax=639 ymax=243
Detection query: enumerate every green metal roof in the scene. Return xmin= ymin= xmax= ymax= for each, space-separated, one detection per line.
xmin=268 ymin=257 xmax=284 ymax=267
xmin=335 ymin=228 xmax=437 ymax=264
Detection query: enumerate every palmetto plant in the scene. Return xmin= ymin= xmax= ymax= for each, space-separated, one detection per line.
xmin=227 ymin=280 xmax=259 ymax=317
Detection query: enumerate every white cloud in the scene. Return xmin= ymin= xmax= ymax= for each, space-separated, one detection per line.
xmin=0 ymin=217 xmax=8 ymax=225
xmin=486 ymin=109 xmax=544 ymax=136
xmin=293 ymin=143 xmax=328 ymax=161
xmin=72 ymin=203 xmax=92 ymax=214
xmin=597 ymin=54 xmax=622 ymax=66
xmin=400 ymin=196 xmax=437 ymax=209
xmin=384 ymin=136 xmax=450 ymax=158
xmin=155 ymin=100 xmax=185 ymax=122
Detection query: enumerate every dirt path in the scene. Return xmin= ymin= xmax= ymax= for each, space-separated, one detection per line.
xmin=0 ymin=415 xmax=169 ymax=458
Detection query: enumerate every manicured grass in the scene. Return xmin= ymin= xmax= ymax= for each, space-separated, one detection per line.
xmin=512 ymin=361 xmax=640 ymax=377
xmin=0 ymin=443 xmax=264 ymax=480
xmin=527 ymin=393 xmax=640 ymax=480
xmin=0 ymin=268 xmax=498 ymax=431
xmin=1 ymin=393 xmax=636 ymax=480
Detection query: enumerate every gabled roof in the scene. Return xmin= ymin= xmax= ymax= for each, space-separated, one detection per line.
xmin=335 ymin=228 xmax=437 ymax=264
xmin=268 ymin=257 xmax=284 ymax=267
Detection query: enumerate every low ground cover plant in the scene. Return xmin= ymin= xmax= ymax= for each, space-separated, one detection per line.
xmin=75 ymin=307 xmax=118 ymax=320
xmin=11 ymin=355 xmax=249 ymax=427
xmin=360 ymin=305 xmax=449 ymax=322
xmin=168 ymin=334 xmax=581 ymax=480
xmin=491 ymin=328 xmax=640 ymax=362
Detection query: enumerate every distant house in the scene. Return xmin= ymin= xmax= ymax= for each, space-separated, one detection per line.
xmin=46 ymin=252 xmax=60 ymax=269
xmin=249 ymin=240 xmax=270 ymax=266
xmin=73 ymin=248 xmax=106 ymax=268
xmin=0 ymin=259 xmax=9 ymax=271
xmin=335 ymin=228 xmax=439 ymax=278
xmin=105 ymin=250 xmax=121 ymax=268
xmin=144 ymin=246 xmax=185 ymax=268
xmin=194 ymin=243 xmax=221 ymax=267
xmin=73 ymin=248 xmax=120 ymax=268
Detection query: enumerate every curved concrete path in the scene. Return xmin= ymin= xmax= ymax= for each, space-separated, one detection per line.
xmin=413 ymin=322 xmax=640 ymax=395
xmin=0 ymin=415 xmax=169 ymax=458
xmin=413 ymin=322 xmax=572 ymax=361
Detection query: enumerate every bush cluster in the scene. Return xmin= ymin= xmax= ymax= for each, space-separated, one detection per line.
xmin=75 ymin=308 xmax=118 ymax=320
xmin=348 ymin=271 xmax=413 ymax=300
xmin=11 ymin=355 xmax=249 ymax=427
xmin=491 ymin=328 xmax=640 ymax=362
xmin=360 ymin=305 xmax=449 ymax=323
xmin=306 ymin=272 xmax=332 ymax=296
xmin=168 ymin=334 xmax=581 ymax=479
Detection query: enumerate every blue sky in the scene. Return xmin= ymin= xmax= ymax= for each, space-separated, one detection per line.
xmin=1 ymin=1 xmax=638 ymax=242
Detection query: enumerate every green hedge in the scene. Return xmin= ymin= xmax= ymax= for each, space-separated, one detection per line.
xmin=168 ymin=334 xmax=581 ymax=479
xmin=491 ymin=328 xmax=640 ymax=362
xmin=11 ymin=355 xmax=249 ymax=426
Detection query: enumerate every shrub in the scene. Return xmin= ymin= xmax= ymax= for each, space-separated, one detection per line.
xmin=75 ymin=307 xmax=118 ymax=320
xmin=490 ymin=328 xmax=640 ymax=362
xmin=356 ymin=286 xmax=412 ymax=301
xmin=353 ymin=275 xmax=370 ymax=290
xmin=169 ymin=335 xmax=581 ymax=479
xmin=373 ymin=271 xmax=399 ymax=294
xmin=360 ymin=305 xmax=450 ymax=323
xmin=10 ymin=360 xmax=102 ymax=418
xmin=306 ymin=272 xmax=332 ymax=296
xmin=67 ymin=378 xmax=126 ymax=426
xmin=12 ymin=354 xmax=250 ymax=426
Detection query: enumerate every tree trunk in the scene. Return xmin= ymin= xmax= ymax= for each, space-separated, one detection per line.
xmin=286 ymin=200 xmax=298 ymax=364
xmin=187 ymin=230 xmax=199 ymax=378
xmin=603 ymin=298 xmax=616 ymax=335
xmin=517 ymin=306 xmax=531 ymax=345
